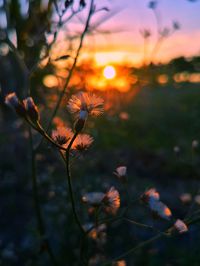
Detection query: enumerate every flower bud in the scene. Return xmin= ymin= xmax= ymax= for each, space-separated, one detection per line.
xmin=5 ymin=92 xmax=26 ymax=117
xmin=74 ymin=110 xmax=88 ymax=133
xmin=23 ymin=97 xmax=39 ymax=122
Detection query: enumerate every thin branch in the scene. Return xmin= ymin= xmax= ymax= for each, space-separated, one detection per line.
xmin=29 ymin=127 xmax=58 ymax=266
xmin=65 ymin=132 xmax=85 ymax=234
xmin=35 ymin=0 xmax=95 ymax=151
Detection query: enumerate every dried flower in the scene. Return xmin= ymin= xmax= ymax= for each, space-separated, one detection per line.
xmin=149 ymin=199 xmax=172 ymax=220
xmin=112 ymin=261 xmax=126 ymax=266
xmin=82 ymin=192 xmax=105 ymax=206
xmin=52 ymin=127 xmax=72 ymax=145
xmin=173 ymin=21 xmax=180 ymax=30
xmin=5 ymin=92 xmax=26 ymax=116
xmin=80 ymin=0 xmax=86 ymax=8
xmin=84 ymin=223 xmax=107 ymax=242
xmin=23 ymin=97 xmax=39 ymax=122
xmin=148 ymin=1 xmax=157 ymax=9
xmin=71 ymin=134 xmax=93 ymax=152
xmin=119 ymin=112 xmax=129 ymax=121
xmin=140 ymin=29 xmax=151 ymax=39
xmin=194 ymin=194 xmax=200 ymax=205
xmin=141 ymin=188 xmax=172 ymax=220
xmin=173 ymin=146 xmax=180 ymax=154
xmin=174 ymin=219 xmax=188 ymax=234
xmin=180 ymin=193 xmax=192 ymax=204
xmin=103 ymin=187 xmax=120 ymax=215
xmin=141 ymin=188 xmax=160 ymax=203
xmin=65 ymin=0 xmax=73 ymax=9
xmin=192 ymin=139 xmax=199 ymax=149
xmin=67 ymin=92 xmax=104 ymax=118
xmin=113 ymin=166 xmax=127 ymax=179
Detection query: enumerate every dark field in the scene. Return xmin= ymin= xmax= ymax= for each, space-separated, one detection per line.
xmin=1 ymin=79 xmax=200 ymax=265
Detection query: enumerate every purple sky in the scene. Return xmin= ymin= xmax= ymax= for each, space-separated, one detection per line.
xmin=82 ymin=0 xmax=200 ymax=65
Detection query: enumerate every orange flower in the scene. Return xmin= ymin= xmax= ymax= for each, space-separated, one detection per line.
xmin=52 ymin=127 xmax=73 ymax=145
xmin=71 ymin=134 xmax=93 ymax=152
xmin=103 ymin=187 xmax=120 ymax=215
xmin=67 ymin=92 xmax=104 ymax=118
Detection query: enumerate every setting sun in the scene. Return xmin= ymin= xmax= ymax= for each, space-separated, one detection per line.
xmin=103 ymin=65 xmax=116 ymax=80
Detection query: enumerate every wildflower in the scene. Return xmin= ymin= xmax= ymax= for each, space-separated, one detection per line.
xmin=149 ymin=199 xmax=172 ymax=220
xmin=180 ymin=193 xmax=192 ymax=204
xmin=173 ymin=21 xmax=180 ymax=30
xmin=173 ymin=146 xmax=180 ymax=154
xmin=71 ymin=134 xmax=93 ymax=152
xmin=82 ymin=192 xmax=105 ymax=206
xmin=192 ymin=139 xmax=199 ymax=149
xmin=80 ymin=0 xmax=86 ymax=8
xmin=140 ymin=29 xmax=151 ymax=39
xmin=141 ymin=188 xmax=160 ymax=204
xmin=84 ymin=223 xmax=107 ymax=242
xmin=23 ymin=97 xmax=39 ymax=122
xmin=67 ymin=92 xmax=104 ymax=118
xmin=103 ymin=187 xmax=120 ymax=215
xmin=194 ymin=194 xmax=200 ymax=205
xmin=119 ymin=112 xmax=129 ymax=121
xmin=113 ymin=166 xmax=127 ymax=180
xmin=174 ymin=219 xmax=188 ymax=234
xmin=112 ymin=261 xmax=126 ymax=266
xmin=5 ymin=92 xmax=26 ymax=116
xmin=148 ymin=1 xmax=157 ymax=9
xmin=52 ymin=127 xmax=72 ymax=145
xmin=141 ymin=188 xmax=172 ymax=220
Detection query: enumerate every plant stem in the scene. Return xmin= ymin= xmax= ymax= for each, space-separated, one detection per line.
xmin=65 ymin=132 xmax=85 ymax=234
xmin=29 ymin=128 xmax=58 ymax=266
xmin=45 ymin=0 xmax=94 ymax=134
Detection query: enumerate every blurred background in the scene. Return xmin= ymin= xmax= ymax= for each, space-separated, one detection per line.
xmin=1 ymin=0 xmax=200 ymax=265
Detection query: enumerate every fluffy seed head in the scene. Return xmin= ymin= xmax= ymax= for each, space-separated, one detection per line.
xmin=141 ymin=188 xmax=160 ymax=203
xmin=174 ymin=219 xmax=188 ymax=234
xmin=103 ymin=187 xmax=120 ymax=215
xmin=52 ymin=127 xmax=72 ymax=145
xmin=114 ymin=166 xmax=127 ymax=179
xmin=149 ymin=199 xmax=172 ymax=220
xmin=71 ymin=134 xmax=93 ymax=152
xmin=67 ymin=92 xmax=104 ymax=118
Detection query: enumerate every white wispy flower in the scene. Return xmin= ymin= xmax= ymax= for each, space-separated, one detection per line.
xmin=71 ymin=134 xmax=93 ymax=152
xmin=52 ymin=127 xmax=73 ymax=145
xmin=141 ymin=188 xmax=160 ymax=203
xmin=82 ymin=192 xmax=105 ymax=206
xmin=149 ymin=199 xmax=172 ymax=220
xmin=67 ymin=92 xmax=104 ymax=118
xmin=141 ymin=188 xmax=172 ymax=220
xmin=103 ymin=187 xmax=120 ymax=215
xmin=84 ymin=223 xmax=107 ymax=242
xmin=5 ymin=92 xmax=19 ymax=108
xmin=5 ymin=92 xmax=26 ymax=116
xmin=113 ymin=166 xmax=127 ymax=179
xmin=192 ymin=139 xmax=199 ymax=149
xmin=174 ymin=219 xmax=188 ymax=234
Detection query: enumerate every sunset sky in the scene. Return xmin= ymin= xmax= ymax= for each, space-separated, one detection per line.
xmin=81 ymin=0 xmax=200 ymax=66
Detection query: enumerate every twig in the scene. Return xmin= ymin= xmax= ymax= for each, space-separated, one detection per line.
xmin=65 ymin=132 xmax=85 ymax=234
xmin=29 ymin=127 xmax=58 ymax=266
